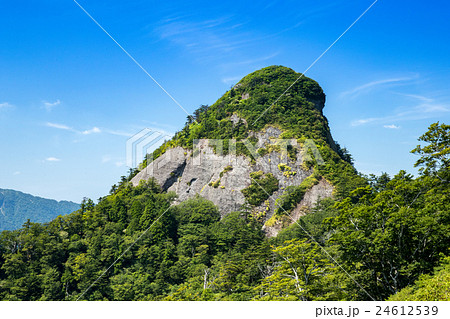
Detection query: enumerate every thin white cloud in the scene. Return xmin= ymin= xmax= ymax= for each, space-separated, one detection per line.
xmin=46 ymin=122 xmax=73 ymax=131
xmin=398 ymin=93 xmax=433 ymax=103
xmin=46 ymin=122 xmax=101 ymax=136
xmin=352 ymin=95 xmax=450 ymax=126
xmin=0 ymin=102 xmax=14 ymax=110
xmin=13 ymin=171 xmax=21 ymax=175
xmin=341 ymin=77 xmax=416 ymax=98
xmin=115 ymin=161 xmax=125 ymax=167
xmin=383 ymin=124 xmax=400 ymax=129
xmin=103 ymin=156 xmax=130 ymax=167
xmin=45 ymin=122 xmax=154 ymax=139
xmin=46 ymin=157 xmax=61 ymax=162
xmin=103 ymin=129 xmax=133 ymax=137
xmin=43 ymin=99 xmax=61 ymax=111
xmin=352 ymin=118 xmax=377 ymax=126
xmin=154 ymin=15 xmax=255 ymax=62
xmin=82 ymin=127 xmax=101 ymax=135
xmin=102 ymin=155 xmax=111 ymax=163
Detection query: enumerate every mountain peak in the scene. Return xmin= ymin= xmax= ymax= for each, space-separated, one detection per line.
xmin=130 ymin=66 xmax=359 ymax=236
xmin=232 ymin=65 xmax=326 ymax=113
xmin=173 ymin=65 xmax=330 ymax=148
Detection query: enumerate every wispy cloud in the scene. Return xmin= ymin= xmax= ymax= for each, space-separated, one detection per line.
xmin=341 ymin=76 xmax=417 ymax=98
xmin=352 ymin=95 xmax=450 ymax=126
xmin=45 ymin=157 xmax=61 ymax=162
xmin=383 ymin=124 xmax=400 ymax=129
xmin=102 ymin=155 xmax=111 ymax=164
xmin=13 ymin=171 xmax=21 ymax=176
xmin=115 ymin=161 xmax=125 ymax=167
xmin=154 ymin=15 xmax=255 ymax=63
xmin=398 ymin=93 xmax=433 ymax=103
xmin=101 ymin=155 xmax=127 ymax=167
xmin=46 ymin=122 xmax=102 ymax=135
xmin=46 ymin=122 xmax=73 ymax=131
xmin=43 ymin=99 xmax=61 ymax=111
xmin=352 ymin=118 xmax=375 ymax=126
xmin=103 ymin=129 xmax=133 ymax=137
xmin=81 ymin=127 xmax=101 ymax=135
xmin=0 ymin=102 xmax=14 ymax=110
xmin=45 ymin=122 xmax=137 ymax=138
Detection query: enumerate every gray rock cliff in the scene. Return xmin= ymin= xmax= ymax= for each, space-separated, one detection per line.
xmin=131 ymin=126 xmax=333 ymax=236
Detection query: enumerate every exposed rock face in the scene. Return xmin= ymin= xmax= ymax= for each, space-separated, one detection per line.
xmin=310 ymin=97 xmax=325 ymax=113
xmin=262 ymin=179 xmax=333 ymax=237
xmin=230 ymin=113 xmax=247 ymax=126
xmin=131 ymin=126 xmax=334 ymax=233
xmin=130 ymin=66 xmax=345 ymax=235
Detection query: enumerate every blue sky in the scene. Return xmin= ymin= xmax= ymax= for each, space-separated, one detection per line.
xmin=1 ymin=0 xmax=449 ymax=202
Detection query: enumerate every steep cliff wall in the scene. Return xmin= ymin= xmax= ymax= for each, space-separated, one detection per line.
xmin=131 ymin=125 xmax=334 ymax=235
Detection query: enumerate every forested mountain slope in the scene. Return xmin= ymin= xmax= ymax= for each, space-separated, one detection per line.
xmin=0 ymin=189 xmax=80 ymax=231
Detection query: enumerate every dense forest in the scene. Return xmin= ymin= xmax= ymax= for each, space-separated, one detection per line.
xmin=0 ymin=66 xmax=448 ymax=301
xmin=0 ymin=122 xmax=447 ymax=301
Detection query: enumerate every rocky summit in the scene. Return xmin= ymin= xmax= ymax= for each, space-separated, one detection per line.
xmin=131 ymin=66 xmax=356 ymax=236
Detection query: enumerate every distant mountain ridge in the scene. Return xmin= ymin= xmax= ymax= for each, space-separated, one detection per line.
xmin=0 ymin=189 xmax=80 ymax=231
